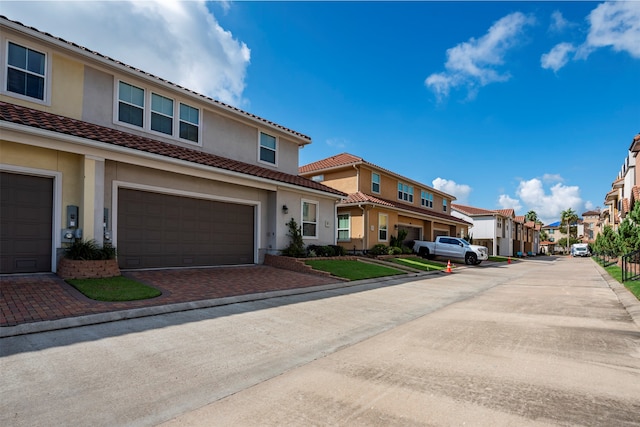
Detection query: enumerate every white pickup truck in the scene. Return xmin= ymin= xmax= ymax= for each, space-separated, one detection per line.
xmin=413 ymin=236 xmax=489 ymax=265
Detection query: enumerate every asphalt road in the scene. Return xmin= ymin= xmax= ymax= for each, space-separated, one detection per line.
xmin=1 ymin=257 xmax=639 ymax=427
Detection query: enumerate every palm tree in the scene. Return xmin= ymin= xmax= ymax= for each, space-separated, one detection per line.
xmin=560 ymin=208 xmax=579 ymax=254
xmin=525 ymin=210 xmax=538 ymax=223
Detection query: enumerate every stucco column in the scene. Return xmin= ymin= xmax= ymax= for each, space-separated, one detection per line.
xmin=82 ymin=155 xmax=105 ymax=245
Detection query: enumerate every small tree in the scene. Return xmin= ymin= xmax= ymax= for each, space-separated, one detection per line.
xmin=281 ymin=218 xmax=306 ymax=257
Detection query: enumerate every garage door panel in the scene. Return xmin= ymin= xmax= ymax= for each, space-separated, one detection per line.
xmin=0 ymin=172 xmax=53 ymax=273
xmin=118 ymin=189 xmax=254 ymax=269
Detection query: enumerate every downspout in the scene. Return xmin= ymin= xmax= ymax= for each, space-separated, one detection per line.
xmin=358 ymin=203 xmax=366 ymax=251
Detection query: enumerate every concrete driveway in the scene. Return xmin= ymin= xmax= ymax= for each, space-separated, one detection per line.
xmin=1 ymin=257 xmax=639 ymax=426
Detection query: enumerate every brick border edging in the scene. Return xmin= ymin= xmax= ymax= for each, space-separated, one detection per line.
xmin=264 ymin=254 xmax=354 ymax=281
xmin=57 ymin=258 xmax=121 ymax=280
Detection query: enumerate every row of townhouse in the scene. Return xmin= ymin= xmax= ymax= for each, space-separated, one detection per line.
xmin=0 ymin=16 xmax=348 ymax=274
xmin=0 ymin=16 xmax=471 ymax=275
xmin=601 ymin=133 xmax=640 ymax=231
xmin=449 ymin=205 xmax=540 ymax=257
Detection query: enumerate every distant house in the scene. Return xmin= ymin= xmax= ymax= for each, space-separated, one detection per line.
xmin=0 ymin=16 xmax=345 ymax=274
xmin=299 ymin=153 xmax=470 ymax=252
xmin=581 ymin=210 xmax=601 ymax=243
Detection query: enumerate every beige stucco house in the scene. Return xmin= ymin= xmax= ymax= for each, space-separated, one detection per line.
xmin=299 ymin=153 xmax=469 ymax=253
xmin=0 ymin=16 xmax=345 ymax=273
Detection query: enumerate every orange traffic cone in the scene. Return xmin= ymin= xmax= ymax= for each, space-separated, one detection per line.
xmin=508 ymin=256 xmax=511 ymax=264
xmin=446 ymin=260 xmax=452 ymax=273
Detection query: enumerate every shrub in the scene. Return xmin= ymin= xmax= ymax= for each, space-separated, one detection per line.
xmin=65 ymin=239 xmax=117 ymax=260
xmin=369 ymin=244 xmax=388 ymax=256
xmin=330 ymin=245 xmax=346 ymax=256
xmin=281 ymin=218 xmax=306 ymax=257
xmin=388 ymin=246 xmax=402 ymax=255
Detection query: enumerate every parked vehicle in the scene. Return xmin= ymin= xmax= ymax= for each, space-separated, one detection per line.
xmin=571 ymin=243 xmax=590 ymax=257
xmin=412 ymin=236 xmax=489 ymax=265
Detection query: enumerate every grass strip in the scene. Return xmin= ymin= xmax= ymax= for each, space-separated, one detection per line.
xmin=67 ymin=276 xmax=162 ymax=301
xmin=388 ymin=257 xmax=446 ymax=271
xmin=305 ymin=259 xmax=404 ymax=281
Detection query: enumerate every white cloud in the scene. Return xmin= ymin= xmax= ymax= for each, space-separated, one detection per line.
xmin=578 ymin=1 xmax=640 ymax=60
xmin=432 ymin=178 xmax=472 ymax=205
xmin=497 ymin=194 xmax=522 ymax=212
xmin=325 ymin=137 xmax=348 ymax=149
xmin=515 ymin=178 xmax=582 ymax=224
xmin=425 ymin=12 xmax=535 ymax=101
xmin=542 ymin=173 xmax=564 ymax=183
xmin=541 ymin=42 xmax=576 ymax=72
xmin=549 ymin=10 xmax=573 ymax=33
xmin=2 ymin=1 xmax=250 ymax=105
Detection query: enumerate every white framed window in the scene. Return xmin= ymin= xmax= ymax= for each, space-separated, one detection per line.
xmin=372 ymin=172 xmax=380 ymax=193
xmin=151 ymin=93 xmax=174 ymax=135
xmin=302 ymin=200 xmax=318 ymax=238
xmin=115 ymin=79 xmax=201 ymax=144
xmin=337 ymin=213 xmax=350 ymax=241
xmin=311 ymin=174 xmax=324 ymax=182
xmin=379 ymin=214 xmax=388 ymax=241
xmin=179 ymin=103 xmax=199 ymax=143
xmin=5 ymin=41 xmax=47 ymax=101
xmin=118 ymin=81 xmax=145 ymax=127
xmin=421 ymin=190 xmax=433 ymax=208
xmin=398 ymin=182 xmax=413 ymax=203
xmin=442 ymin=199 xmax=447 ymax=212
xmin=259 ymin=131 xmax=277 ymax=165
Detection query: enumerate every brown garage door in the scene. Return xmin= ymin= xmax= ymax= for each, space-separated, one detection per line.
xmin=398 ymin=225 xmax=421 ymax=246
xmin=118 ymin=189 xmax=254 ymax=269
xmin=0 ymin=172 xmax=53 ymax=273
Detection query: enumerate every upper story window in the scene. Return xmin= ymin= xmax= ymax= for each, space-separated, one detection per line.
xmin=179 ymin=103 xmax=199 ymax=143
xmin=116 ymin=80 xmax=200 ymax=144
xmin=442 ymin=199 xmax=447 ymax=212
xmin=302 ymin=200 xmax=318 ymax=238
xmin=6 ymin=42 xmax=46 ymax=101
xmin=259 ymin=132 xmax=277 ymax=165
xmin=421 ymin=190 xmax=433 ymax=208
xmin=372 ymin=173 xmax=380 ymax=193
xmin=151 ymin=93 xmax=173 ymax=135
xmin=118 ymin=81 xmax=144 ymax=127
xmin=337 ymin=213 xmax=350 ymax=241
xmin=311 ymin=174 xmax=324 ymax=182
xmin=398 ymin=182 xmax=413 ymax=203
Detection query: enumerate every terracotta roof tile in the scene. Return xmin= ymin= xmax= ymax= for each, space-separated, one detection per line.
xmin=0 ymin=15 xmax=311 ymax=143
xmin=452 ymin=204 xmax=497 ymax=216
xmin=299 ymin=153 xmax=364 ymax=173
xmin=0 ymin=102 xmax=345 ymax=197
xmin=341 ymin=192 xmax=470 ymax=226
xmin=514 ymin=215 xmax=525 ymax=223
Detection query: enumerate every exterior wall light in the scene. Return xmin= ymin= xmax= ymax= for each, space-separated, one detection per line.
xmin=282 ymin=205 xmax=288 ymax=214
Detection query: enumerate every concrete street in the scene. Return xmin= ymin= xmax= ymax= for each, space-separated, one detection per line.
xmin=1 ymin=257 xmax=639 ymax=426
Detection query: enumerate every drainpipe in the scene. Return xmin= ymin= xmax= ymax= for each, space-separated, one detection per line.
xmin=358 ymin=203 xmax=366 ymax=251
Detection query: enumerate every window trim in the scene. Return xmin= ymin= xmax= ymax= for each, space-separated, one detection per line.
xmin=2 ymin=39 xmax=51 ymax=105
xmin=398 ymin=182 xmax=414 ymax=203
xmin=337 ymin=213 xmax=350 ymax=242
xmin=258 ymin=131 xmax=278 ymax=166
xmin=113 ymin=78 xmax=202 ymax=146
xmin=420 ymin=190 xmax=433 ymax=208
xmin=301 ymin=199 xmax=318 ymax=239
xmin=378 ymin=213 xmax=388 ymax=242
xmin=371 ymin=172 xmax=380 ymax=194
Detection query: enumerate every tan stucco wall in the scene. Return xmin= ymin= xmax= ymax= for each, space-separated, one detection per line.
xmin=320 ymin=169 xmax=358 ymax=194
xmin=0 ymin=141 xmax=83 ymax=229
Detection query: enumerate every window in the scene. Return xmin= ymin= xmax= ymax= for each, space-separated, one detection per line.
xmin=118 ymin=81 xmax=144 ymax=127
xmin=379 ymin=214 xmax=388 ymax=241
xmin=311 ymin=174 xmax=324 ymax=182
xmin=302 ymin=201 xmax=317 ymax=237
xmin=6 ymin=42 xmax=46 ymax=100
xmin=259 ymin=132 xmax=277 ymax=164
xmin=421 ymin=190 xmax=433 ymax=208
xmin=179 ymin=103 xmax=199 ymax=143
xmin=398 ymin=182 xmax=413 ymax=203
xmin=372 ymin=173 xmax=380 ymax=193
xmin=442 ymin=199 xmax=447 ymax=212
xmin=151 ymin=93 xmax=173 ymax=135
xmin=337 ymin=214 xmax=350 ymax=241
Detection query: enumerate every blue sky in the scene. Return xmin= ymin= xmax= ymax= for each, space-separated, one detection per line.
xmin=4 ymin=1 xmax=639 ymax=224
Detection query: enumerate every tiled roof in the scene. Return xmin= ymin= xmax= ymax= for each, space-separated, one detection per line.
xmin=514 ymin=215 xmax=525 ymax=223
xmin=340 ymin=192 xmax=470 ymax=226
xmin=622 ymin=198 xmax=630 ymax=214
xmin=299 ymin=153 xmax=364 ymax=173
xmin=582 ymin=210 xmax=601 ymax=216
xmin=0 ymin=102 xmax=346 ymax=197
xmin=630 ymin=133 xmax=640 ymax=152
xmin=452 ymin=204 xmax=516 ymax=218
xmin=0 ymin=15 xmax=311 ymax=143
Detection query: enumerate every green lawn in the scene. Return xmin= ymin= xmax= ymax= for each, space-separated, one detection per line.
xmin=598 ymin=261 xmax=640 ymax=301
xmin=387 ymin=257 xmax=446 ymax=271
xmin=304 ymin=259 xmax=405 ymax=281
xmin=67 ymin=276 xmax=162 ymax=301
xmin=488 ymin=255 xmax=513 ymax=262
